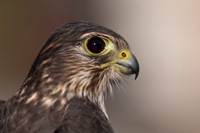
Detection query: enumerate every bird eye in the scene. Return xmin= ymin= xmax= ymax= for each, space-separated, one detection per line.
xmin=86 ymin=37 xmax=105 ymax=54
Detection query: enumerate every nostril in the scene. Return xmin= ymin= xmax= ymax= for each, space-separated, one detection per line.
xmin=121 ymin=52 xmax=127 ymax=58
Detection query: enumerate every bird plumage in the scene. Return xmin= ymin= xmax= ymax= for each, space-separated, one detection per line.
xmin=55 ymin=97 xmax=114 ymax=133
xmin=0 ymin=21 xmax=139 ymax=133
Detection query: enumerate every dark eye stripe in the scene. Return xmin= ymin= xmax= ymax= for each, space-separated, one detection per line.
xmin=86 ymin=37 xmax=105 ymax=54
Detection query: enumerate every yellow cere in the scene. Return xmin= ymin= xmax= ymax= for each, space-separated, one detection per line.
xmin=101 ymin=49 xmax=131 ymax=68
xmin=119 ymin=49 xmax=131 ymax=59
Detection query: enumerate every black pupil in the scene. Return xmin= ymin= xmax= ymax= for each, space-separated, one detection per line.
xmin=87 ymin=37 xmax=105 ymax=54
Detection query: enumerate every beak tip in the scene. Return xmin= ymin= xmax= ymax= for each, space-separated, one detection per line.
xmin=133 ymin=56 xmax=139 ymax=80
xmin=135 ymin=71 xmax=139 ymax=80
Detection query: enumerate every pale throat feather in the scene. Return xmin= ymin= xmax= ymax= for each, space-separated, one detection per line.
xmin=63 ymin=67 xmax=113 ymax=118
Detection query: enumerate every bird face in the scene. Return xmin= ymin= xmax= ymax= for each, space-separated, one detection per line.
xmin=25 ymin=21 xmax=139 ymax=110
xmin=81 ymin=32 xmax=139 ymax=78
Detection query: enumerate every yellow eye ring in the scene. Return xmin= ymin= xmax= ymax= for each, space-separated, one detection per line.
xmin=83 ymin=36 xmax=115 ymax=56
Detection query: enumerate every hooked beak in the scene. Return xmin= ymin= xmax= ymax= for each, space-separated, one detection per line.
xmin=114 ymin=51 xmax=139 ymax=79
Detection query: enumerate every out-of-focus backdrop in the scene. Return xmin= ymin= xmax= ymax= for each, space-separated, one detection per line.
xmin=1 ymin=0 xmax=200 ymax=133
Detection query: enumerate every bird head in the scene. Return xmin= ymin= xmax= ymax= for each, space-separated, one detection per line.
xmin=23 ymin=21 xmax=139 ymax=110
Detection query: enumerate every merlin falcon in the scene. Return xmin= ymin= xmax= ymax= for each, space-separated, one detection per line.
xmin=0 ymin=21 xmax=139 ymax=133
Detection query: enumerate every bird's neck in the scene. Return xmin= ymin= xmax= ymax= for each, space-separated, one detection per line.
xmin=12 ymin=70 xmax=110 ymax=118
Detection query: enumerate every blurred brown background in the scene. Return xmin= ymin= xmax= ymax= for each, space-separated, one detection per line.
xmin=0 ymin=0 xmax=200 ymax=133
